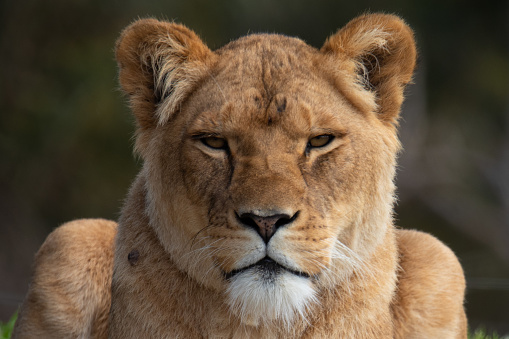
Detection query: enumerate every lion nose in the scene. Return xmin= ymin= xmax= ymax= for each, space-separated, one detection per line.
xmin=236 ymin=211 xmax=299 ymax=243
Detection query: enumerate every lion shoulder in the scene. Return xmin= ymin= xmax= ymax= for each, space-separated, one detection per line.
xmin=393 ymin=229 xmax=467 ymax=338
xmin=12 ymin=219 xmax=117 ymax=339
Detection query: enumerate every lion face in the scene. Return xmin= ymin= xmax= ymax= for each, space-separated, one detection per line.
xmin=116 ymin=16 xmax=415 ymax=326
xmin=144 ymin=36 xmax=399 ymax=326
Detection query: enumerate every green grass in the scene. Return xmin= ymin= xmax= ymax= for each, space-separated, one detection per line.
xmin=469 ymin=328 xmax=509 ymax=339
xmin=0 ymin=312 xmax=506 ymax=339
xmin=0 ymin=312 xmax=17 ymax=339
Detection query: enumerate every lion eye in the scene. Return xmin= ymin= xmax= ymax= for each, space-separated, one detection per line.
xmin=308 ymin=135 xmax=334 ymax=149
xmin=201 ymin=136 xmax=227 ymax=150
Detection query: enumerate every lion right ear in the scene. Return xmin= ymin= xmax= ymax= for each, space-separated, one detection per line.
xmin=115 ymin=19 xmax=215 ymax=152
xmin=321 ymin=14 xmax=417 ymax=127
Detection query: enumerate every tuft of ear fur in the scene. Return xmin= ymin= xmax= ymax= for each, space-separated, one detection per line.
xmin=321 ymin=14 xmax=417 ymax=126
xmin=115 ymin=18 xmax=216 ymax=153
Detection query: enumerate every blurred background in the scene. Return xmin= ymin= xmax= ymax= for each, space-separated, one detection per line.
xmin=1 ymin=0 xmax=508 ymax=334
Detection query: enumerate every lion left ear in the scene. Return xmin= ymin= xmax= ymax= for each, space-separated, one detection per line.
xmin=115 ymin=18 xmax=216 ymax=154
xmin=321 ymin=14 xmax=417 ymax=126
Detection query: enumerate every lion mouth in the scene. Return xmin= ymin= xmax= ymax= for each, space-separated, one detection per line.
xmin=224 ymin=257 xmax=310 ymax=280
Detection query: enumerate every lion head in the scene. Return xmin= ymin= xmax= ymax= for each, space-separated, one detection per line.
xmin=115 ymin=14 xmax=416 ymax=327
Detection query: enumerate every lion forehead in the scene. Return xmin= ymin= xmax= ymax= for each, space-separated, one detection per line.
xmin=211 ymin=34 xmax=324 ymax=93
xmin=181 ymin=34 xmax=358 ymax=138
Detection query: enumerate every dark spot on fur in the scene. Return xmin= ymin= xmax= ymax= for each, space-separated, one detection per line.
xmin=276 ymin=97 xmax=287 ymax=113
xmin=254 ymin=95 xmax=262 ymax=109
xmin=128 ymin=249 xmax=140 ymax=266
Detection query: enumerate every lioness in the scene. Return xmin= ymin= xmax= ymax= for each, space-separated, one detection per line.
xmin=13 ymin=14 xmax=467 ymax=338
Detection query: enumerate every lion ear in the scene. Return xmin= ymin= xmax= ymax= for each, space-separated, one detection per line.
xmin=115 ymin=18 xmax=215 ymax=150
xmin=321 ymin=14 xmax=417 ymax=126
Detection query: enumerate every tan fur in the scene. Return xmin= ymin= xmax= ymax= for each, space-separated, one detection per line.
xmin=13 ymin=14 xmax=466 ymax=338
xmin=13 ymin=219 xmax=116 ymax=338
xmin=392 ymin=230 xmax=468 ymax=339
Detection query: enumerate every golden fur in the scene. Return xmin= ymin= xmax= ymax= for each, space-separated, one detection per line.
xmin=13 ymin=14 xmax=467 ymax=338
xmin=13 ymin=219 xmax=116 ymax=338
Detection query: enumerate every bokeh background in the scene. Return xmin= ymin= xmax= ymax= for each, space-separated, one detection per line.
xmin=1 ymin=0 xmax=508 ymax=334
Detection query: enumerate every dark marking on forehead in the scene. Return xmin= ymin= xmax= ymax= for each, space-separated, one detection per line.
xmin=265 ymin=93 xmax=289 ymax=126
xmin=275 ymin=95 xmax=287 ymax=113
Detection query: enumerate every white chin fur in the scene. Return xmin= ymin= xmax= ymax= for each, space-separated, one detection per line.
xmin=226 ymin=269 xmax=317 ymax=327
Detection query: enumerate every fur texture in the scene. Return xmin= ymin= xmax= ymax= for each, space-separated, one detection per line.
xmin=13 ymin=14 xmax=467 ymax=338
xmin=13 ymin=219 xmax=116 ymax=338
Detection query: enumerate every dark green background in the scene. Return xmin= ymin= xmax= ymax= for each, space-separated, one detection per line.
xmin=1 ymin=0 xmax=508 ymax=334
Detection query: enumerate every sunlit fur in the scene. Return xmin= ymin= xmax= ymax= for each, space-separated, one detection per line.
xmin=13 ymin=14 xmax=467 ymax=339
